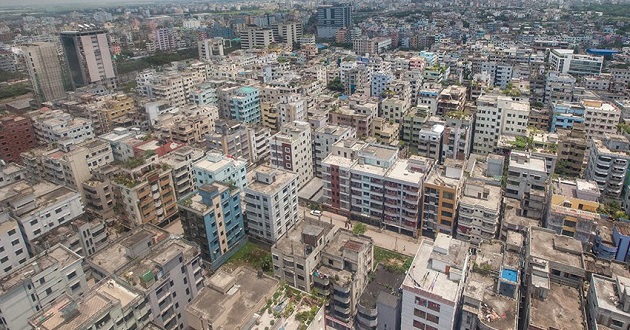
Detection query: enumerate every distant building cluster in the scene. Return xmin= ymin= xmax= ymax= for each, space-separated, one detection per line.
xmin=4 ymin=1 xmax=630 ymax=330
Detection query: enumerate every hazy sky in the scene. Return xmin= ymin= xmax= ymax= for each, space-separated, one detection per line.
xmin=0 ymin=0 xmax=158 ymax=9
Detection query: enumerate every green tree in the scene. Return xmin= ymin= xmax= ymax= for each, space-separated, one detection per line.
xmin=352 ymin=223 xmax=367 ymax=235
xmin=327 ymin=77 xmax=344 ymax=92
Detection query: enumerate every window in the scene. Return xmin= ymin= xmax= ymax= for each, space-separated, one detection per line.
xmin=413 ymin=320 xmax=425 ymax=329
xmin=427 ymin=301 xmax=440 ymax=312
xmin=426 ymin=313 xmax=439 ymax=324
xmin=45 ymin=288 xmax=52 ymax=295
xmin=414 ymin=308 xmax=426 ymax=318
xmin=415 ymin=296 xmax=427 ymax=306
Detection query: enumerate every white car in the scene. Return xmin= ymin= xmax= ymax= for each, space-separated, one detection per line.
xmin=310 ymin=210 xmax=322 ymax=216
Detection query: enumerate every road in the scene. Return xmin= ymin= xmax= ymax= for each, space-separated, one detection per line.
xmin=298 ymin=206 xmax=421 ymax=257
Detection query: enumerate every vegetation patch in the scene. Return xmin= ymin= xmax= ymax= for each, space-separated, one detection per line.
xmin=374 ymin=246 xmax=412 ymax=274
xmin=225 ymin=241 xmax=273 ymax=274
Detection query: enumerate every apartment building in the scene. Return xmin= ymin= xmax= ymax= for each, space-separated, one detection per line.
xmin=63 ymin=93 xmax=136 ymax=134
xmin=457 ymin=177 xmax=502 ymax=245
xmin=582 ymin=99 xmax=621 ymax=140
xmin=0 ymin=114 xmax=37 ymax=164
xmin=30 ymin=215 xmax=108 ymax=258
xmin=505 ymin=152 xmax=548 ymax=220
xmin=207 ymin=119 xmax=251 ymax=162
xmin=329 ymin=106 xmax=374 ymax=139
xmin=153 ymin=28 xmax=176 ymax=51
xmin=82 ymin=166 xmax=118 ymax=219
xmin=136 ymin=67 xmax=205 ymax=107
xmin=586 ymin=134 xmax=630 ymax=199
xmin=415 ymin=118 xmax=445 ymax=163
xmin=190 ymin=82 xmax=219 ymax=106
xmin=260 ymin=93 xmax=307 ymax=131
xmin=198 ymin=37 xmax=225 ymax=59
xmin=587 ymin=273 xmax=630 ymax=330
xmin=111 ymin=161 xmax=178 ymax=227
xmin=271 ymin=21 xmax=303 ymax=45
xmin=29 ymin=278 xmax=151 ymax=330
xmin=0 ymin=213 xmax=29 ymax=277
xmin=0 ymin=180 xmax=83 ymax=243
xmin=436 ymin=85 xmax=466 ymax=116
xmin=443 ymin=113 xmax=473 ymax=162
xmin=240 ymin=27 xmax=274 ymax=49
xmin=473 ymin=95 xmax=529 ymax=155
xmin=178 ymin=182 xmax=245 ymax=270
xmin=556 ymin=125 xmax=588 ymax=177
xmin=544 ymin=72 xmax=576 ymax=105
xmin=158 ymin=146 xmax=204 ymax=199
xmin=270 ymin=121 xmax=313 ymax=189
xmin=549 ymin=49 xmax=604 ymax=75
xmin=28 ymin=109 xmax=94 ymax=145
xmin=460 ymin=240 xmax=520 ymax=330
xmin=401 ymin=234 xmax=470 ymax=330
xmin=322 ymin=140 xmax=434 ymax=237
xmin=192 ymin=152 xmax=247 ymax=189
xmin=316 ymin=5 xmax=352 ymax=39
xmin=22 ymin=42 xmax=67 ymax=103
xmin=380 ymin=96 xmax=411 ymax=124
xmin=525 ymin=227 xmax=586 ymax=330
xmin=89 ymin=231 xmax=204 ymax=330
xmin=244 ymin=166 xmax=298 ymax=243
xmin=246 ymin=125 xmax=271 ymax=164
xmin=421 ymin=159 xmax=464 ymax=237
xmin=271 ymin=219 xmax=337 ymax=292
xmin=60 ymin=29 xmax=117 ymax=89
xmin=229 ymin=86 xmax=261 ymax=124
xmin=153 ymin=106 xmax=218 ymax=145
xmin=0 ymin=163 xmax=26 ymax=189
xmin=0 ymin=244 xmax=87 ymax=330
xmin=314 ymin=229 xmax=373 ymax=330
xmin=313 ymin=125 xmax=356 ymax=178
xmin=21 ymin=139 xmax=113 ymax=195
xmin=547 ymin=178 xmax=601 ymax=244
xmin=353 ymin=37 xmax=392 ymax=55
xmin=550 ymin=101 xmax=585 ymax=131
xmin=185 ymin=267 xmax=280 ymax=330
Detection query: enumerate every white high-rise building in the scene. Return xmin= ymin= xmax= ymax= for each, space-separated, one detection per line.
xmin=313 ymin=125 xmax=356 ymax=178
xmin=22 ymin=42 xmax=67 ymax=103
xmin=0 ymin=213 xmax=29 ymax=277
xmin=88 ymin=227 xmax=204 ymax=330
xmin=270 ymin=121 xmax=313 ymax=189
xmin=473 ymin=95 xmax=529 ymax=155
xmin=0 ymin=180 xmax=84 ymax=242
xmin=198 ymin=38 xmax=224 ymax=59
xmin=60 ymin=29 xmax=117 ymax=89
xmin=549 ymin=49 xmax=604 ymax=76
xmin=28 ymin=109 xmax=94 ymax=145
xmin=586 ymin=134 xmax=630 ymax=199
xmin=244 ymin=166 xmax=298 ymax=243
xmin=0 ymin=244 xmax=87 ymax=330
xmin=401 ymin=234 xmax=470 ymax=330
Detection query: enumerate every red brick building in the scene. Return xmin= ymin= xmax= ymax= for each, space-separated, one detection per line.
xmin=0 ymin=115 xmax=38 ymax=164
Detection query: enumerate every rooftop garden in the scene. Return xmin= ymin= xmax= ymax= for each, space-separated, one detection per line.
xmin=445 ymin=110 xmax=468 ymax=120
xmin=255 ymin=284 xmax=325 ymax=330
xmin=509 ymin=136 xmax=533 ymax=150
xmin=501 ymin=83 xmax=522 ymax=97
xmin=121 ymin=157 xmax=146 ymax=169
xmin=112 ymin=174 xmax=140 ymax=188
xmin=373 ymin=246 xmax=412 ymax=274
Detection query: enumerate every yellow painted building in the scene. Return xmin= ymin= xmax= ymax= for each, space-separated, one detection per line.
xmin=548 ymin=178 xmax=600 ymax=241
